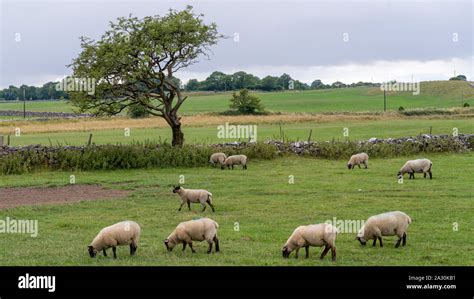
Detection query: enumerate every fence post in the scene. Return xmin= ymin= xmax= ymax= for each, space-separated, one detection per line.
xmin=87 ymin=133 xmax=93 ymax=146
xmin=0 ymin=135 xmax=3 ymax=146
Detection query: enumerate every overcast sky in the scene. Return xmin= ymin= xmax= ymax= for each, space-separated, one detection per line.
xmin=0 ymin=0 xmax=472 ymax=88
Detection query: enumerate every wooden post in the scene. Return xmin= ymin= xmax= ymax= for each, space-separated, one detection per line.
xmin=307 ymin=129 xmax=313 ymax=142
xmin=429 ymin=126 xmax=432 ymax=135
xmin=87 ymin=133 xmax=93 ymax=146
xmin=7 ymin=134 xmax=10 ymax=146
xmin=383 ymin=89 xmax=386 ymax=112
xmin=0 ymin=135 xmax=3 ymax=146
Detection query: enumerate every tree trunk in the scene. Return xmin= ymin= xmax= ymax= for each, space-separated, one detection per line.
xmin=171 ymin=123 xmax=184 ymax=147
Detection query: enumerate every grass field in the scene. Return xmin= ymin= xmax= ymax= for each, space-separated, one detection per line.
xmin=0 ymin=153 xmax=472 ymax=266
xmin=1 ymin=81 xmax=473 ymax=115
xmin=4 ymin=118 xmax=473 ymax=146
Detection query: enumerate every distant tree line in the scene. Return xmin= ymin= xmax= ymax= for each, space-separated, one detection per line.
xmin=1 ymin=73 xmax=468 ymax=101
xmin=184 ymin=71 xmax=380 ymax=92
xmin=0 ymin=83 xmax=70 ymax=101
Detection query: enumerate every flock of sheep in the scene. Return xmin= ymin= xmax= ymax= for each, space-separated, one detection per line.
xmin=87 ymin=152 xmax=433 ymax=261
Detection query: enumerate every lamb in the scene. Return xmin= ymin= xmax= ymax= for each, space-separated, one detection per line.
xmin=164 ymin=218 xmax=219 ymax=254
xmin=282 ymin=223 xmax=338 ymax=261
xmin=397 ymin=158 xmax=432 ymax=179
xmin=209 ymin=152 xmax=227 ymax=167
xmin=221 ymin=154 xmax=247 ymax=170
xmin=356 ymin=211 xmax=411 ymax=248
xmin=172 ymin=185 xmax=215 ymax=212
xmin=347 ymin=153 xmax=369 ymax=169
xmin=88 ymin=220 xmax=141 ymax=259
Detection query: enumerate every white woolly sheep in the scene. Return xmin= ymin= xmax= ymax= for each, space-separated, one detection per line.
xmin=282 ymin=223 xmax=338 ymax=261
xmin=221 ymin=154 xmax=247 ymax=170
xmin=356 ymin=211 xmax=411 ymax=248
xmin=347 ymin=153 xmax=369 ymax=169
xmin=397 ymin=158 xmax=432 ymax=179
xmin=209 ymin=152 xmax=227 ymax=167
xmin=164 ymin=218 xmax=219 ymax=254
xmin=88 ymin=220 xmax=141 ymax=258
xmin=172 ymin=185 xmax=215 ymax=212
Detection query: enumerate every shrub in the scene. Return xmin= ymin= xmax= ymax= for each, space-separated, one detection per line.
xmin=398 ymin=106 xmax=405 ymax=112
xmin=463 ymin=103 xmax=470 ymax=107
xmin=127 ymin=104 xmax=149 ymax=118
xmin=229 ymin=89 xmax=265 ymax=114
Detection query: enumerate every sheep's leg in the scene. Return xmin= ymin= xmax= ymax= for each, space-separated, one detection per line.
xmin=429 ymin=171 xmax=432 ymax=179
xmin=102 ymin=249 xmax=107 ymax=257
xmin=201 ymin=202 xmax=207 ymax=212
xmin=207 ymin=242 xmax=213 ymax=254
xmin=294 ymin=248 xmax=300 ymax=259
xmin=188 ymin=242 xmax=196 ymax=253
xmin=402 ymin=233 xmax=407 ymax=246
xmin=243 ymin=164 xmax=247 ymax=170
xmin=304 ymin=246 xmax=309 ymax=258
xmin=214 ymin=235 xmax=220 ymax=252
xmin=187 ymin=201 xmax=191 ymax=211
xmin=378 ymin=237 xmax=383 ymax=247
xmin=320 ymin=245 xmax=330 ymax=259
xmin=395 ymin=237 xmax=402 ymax=248
xmin=423 ymin=172 xmax=427 ymax=178
xmin=207 ymin=199 xmax=215 ymax=212
xmin=182 ymin=242 xmax=187 ymax=251
xmin=330 ymin=246 xmax=336 ymax=261
xmin=372 ymin=238 xmax=377 ymax=247
xmin=178 ymin=202 xmax=185 ymax=211
xmin=112 ymin=247 xmax=117 ymax=259
xmin=231 ymin=165 xmax=234 ymax=170
xmin=358 ymin=164 xmax=361 ymax=169
xmin=364 ymin=162 xmax=368 ymax=169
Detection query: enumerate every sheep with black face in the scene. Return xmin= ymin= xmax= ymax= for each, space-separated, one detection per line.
xmin=164 ymin=218 xmax=219 ymax=254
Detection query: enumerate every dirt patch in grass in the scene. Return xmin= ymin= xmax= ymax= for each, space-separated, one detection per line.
xmin=0 ymin=184 xmax=130 ymax=209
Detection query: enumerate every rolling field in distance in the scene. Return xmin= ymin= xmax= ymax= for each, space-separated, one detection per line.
xmin=1 ymin=81 xmax=473 ymax=115
xmin=0 ymin=153 xmax=472 ymax=266
xmin=3 ymin=117 xmax=472 ymax=146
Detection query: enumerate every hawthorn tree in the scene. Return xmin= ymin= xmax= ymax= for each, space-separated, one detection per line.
xmin=69 ymin=6 xmax=221 ymax=146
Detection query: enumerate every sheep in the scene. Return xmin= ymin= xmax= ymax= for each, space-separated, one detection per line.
xmin=209 ymin=152 xmax=227 ymax=167
xmin=347 ymin=153 xmax=369 ymax=169
xmin=356 ymin=211 xmax=411 ymax=248
xmin=88 ymin=220 xmax=141 ymax=259
xmin=282 ymin=223 xmax=338 ymax=261
xmin=221 ymin=154 xmax=247 ymax=170
xmin=164 ymin=218 xmax=219 ymax=254
xmin=172 ymin=185 xmax=215 ymax=212
xmin=397 ymin=158 xmax=432 ymax=179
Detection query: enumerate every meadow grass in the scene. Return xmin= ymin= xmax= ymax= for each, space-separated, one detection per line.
xmin=0 ymin=153 xmax=472 ymax=266
xmin=5 ymin=118 xmax=473 ymax=146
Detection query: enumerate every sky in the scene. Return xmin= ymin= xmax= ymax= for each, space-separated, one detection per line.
xmin=0 ymin=0 xmax=472 ymax=88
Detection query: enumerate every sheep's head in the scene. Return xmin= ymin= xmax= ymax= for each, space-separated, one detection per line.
xmin=164 ymin=239 xmax=175 ymax=252
xmin=347 ymin=163 xmax=352 ymax=169
xmin=356 ymin=228 xmax=367 ymax=245
xmin=281 ymin=245 xmax=291 ymax=258
xmin=88 ymin=245 xmax=97 ymax=258
xmin=397 ymin=171 xmax=402 ymax=178
xmin=172 ymin=186 xmax=181 ymax=194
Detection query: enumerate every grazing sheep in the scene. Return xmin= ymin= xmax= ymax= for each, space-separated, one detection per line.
xmin=356 ymin=211 xmax=411 ymax=248
xmin=221 ymin=154 xmax=247 ymax=170
xmin=209 ymin=153 xmax=227 ymax=167
xmin=282 ymin=223 xmax=338 ymax=261
xmin=164 ymin=218 xmax=219 ymax=254
xmin=397 ymin=158 xmax=432 ymax=179
xmin=347 ymin=153 xmax=369 ymax=169
xmin=88 ymin=220 xmax=141 ymax=259
xmin=172 ymin=185 xmax=215 ymax=212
